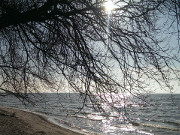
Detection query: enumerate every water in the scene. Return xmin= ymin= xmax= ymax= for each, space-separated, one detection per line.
xmin=0 ymin=93 xmax=180 ymax=135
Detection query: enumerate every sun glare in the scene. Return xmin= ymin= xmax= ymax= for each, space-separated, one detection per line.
xmin=104 ymin=0 xmax=115 ymax=13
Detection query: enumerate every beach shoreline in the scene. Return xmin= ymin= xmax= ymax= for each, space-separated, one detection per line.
xmin=0 ymin=106 xmax=88 ymax=135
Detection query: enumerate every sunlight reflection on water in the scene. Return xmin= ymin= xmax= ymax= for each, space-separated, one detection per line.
xmin=1 ymin=93 xmax=180 ymax=134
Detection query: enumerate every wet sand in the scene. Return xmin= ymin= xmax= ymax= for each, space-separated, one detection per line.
xmin=0 ymin=106 xmax=85 ymax=135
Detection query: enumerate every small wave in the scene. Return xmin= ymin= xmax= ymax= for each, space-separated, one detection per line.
xmin=114 ymin=124 xmax=153 ymax=135
xmin=73 ymin=113 xmax=120 ymax=121
xmin=72 ymin=114 xmax=88 ymax=119
xmin=87 ymin=114 xmax=105 ymax=121
xmin=50 ymin=117 xmax=102 ymax=135
xmin=72 ymin=114 xmax=104 ymax=121
xmin=131 ymin=122 xmax=180 ymax=131
xmin=164 ymin=120 xmax=180 ymax=126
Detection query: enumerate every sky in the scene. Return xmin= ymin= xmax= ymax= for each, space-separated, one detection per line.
xmin=104 ymin=0 xmax=180 ymax=94
xmin=0 ymin=0 xmax=179 ymax=94
xmin=44 ymin=0 xmax=180 ymax=94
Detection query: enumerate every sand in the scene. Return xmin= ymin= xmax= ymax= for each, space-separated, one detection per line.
xmin=0 ymin=106 xmax=86 ymax=135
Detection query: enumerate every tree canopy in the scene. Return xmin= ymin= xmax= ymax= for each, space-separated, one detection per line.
xmin=0 ymin=0 xmax=180 ymax=109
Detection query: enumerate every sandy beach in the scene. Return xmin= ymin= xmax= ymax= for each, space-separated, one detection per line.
xmin=0 ymin=106 xmax=86 ymax=135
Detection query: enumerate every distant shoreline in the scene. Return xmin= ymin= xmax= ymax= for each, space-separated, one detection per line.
xmin=0 ymin=106 xmax=87 ymax=135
